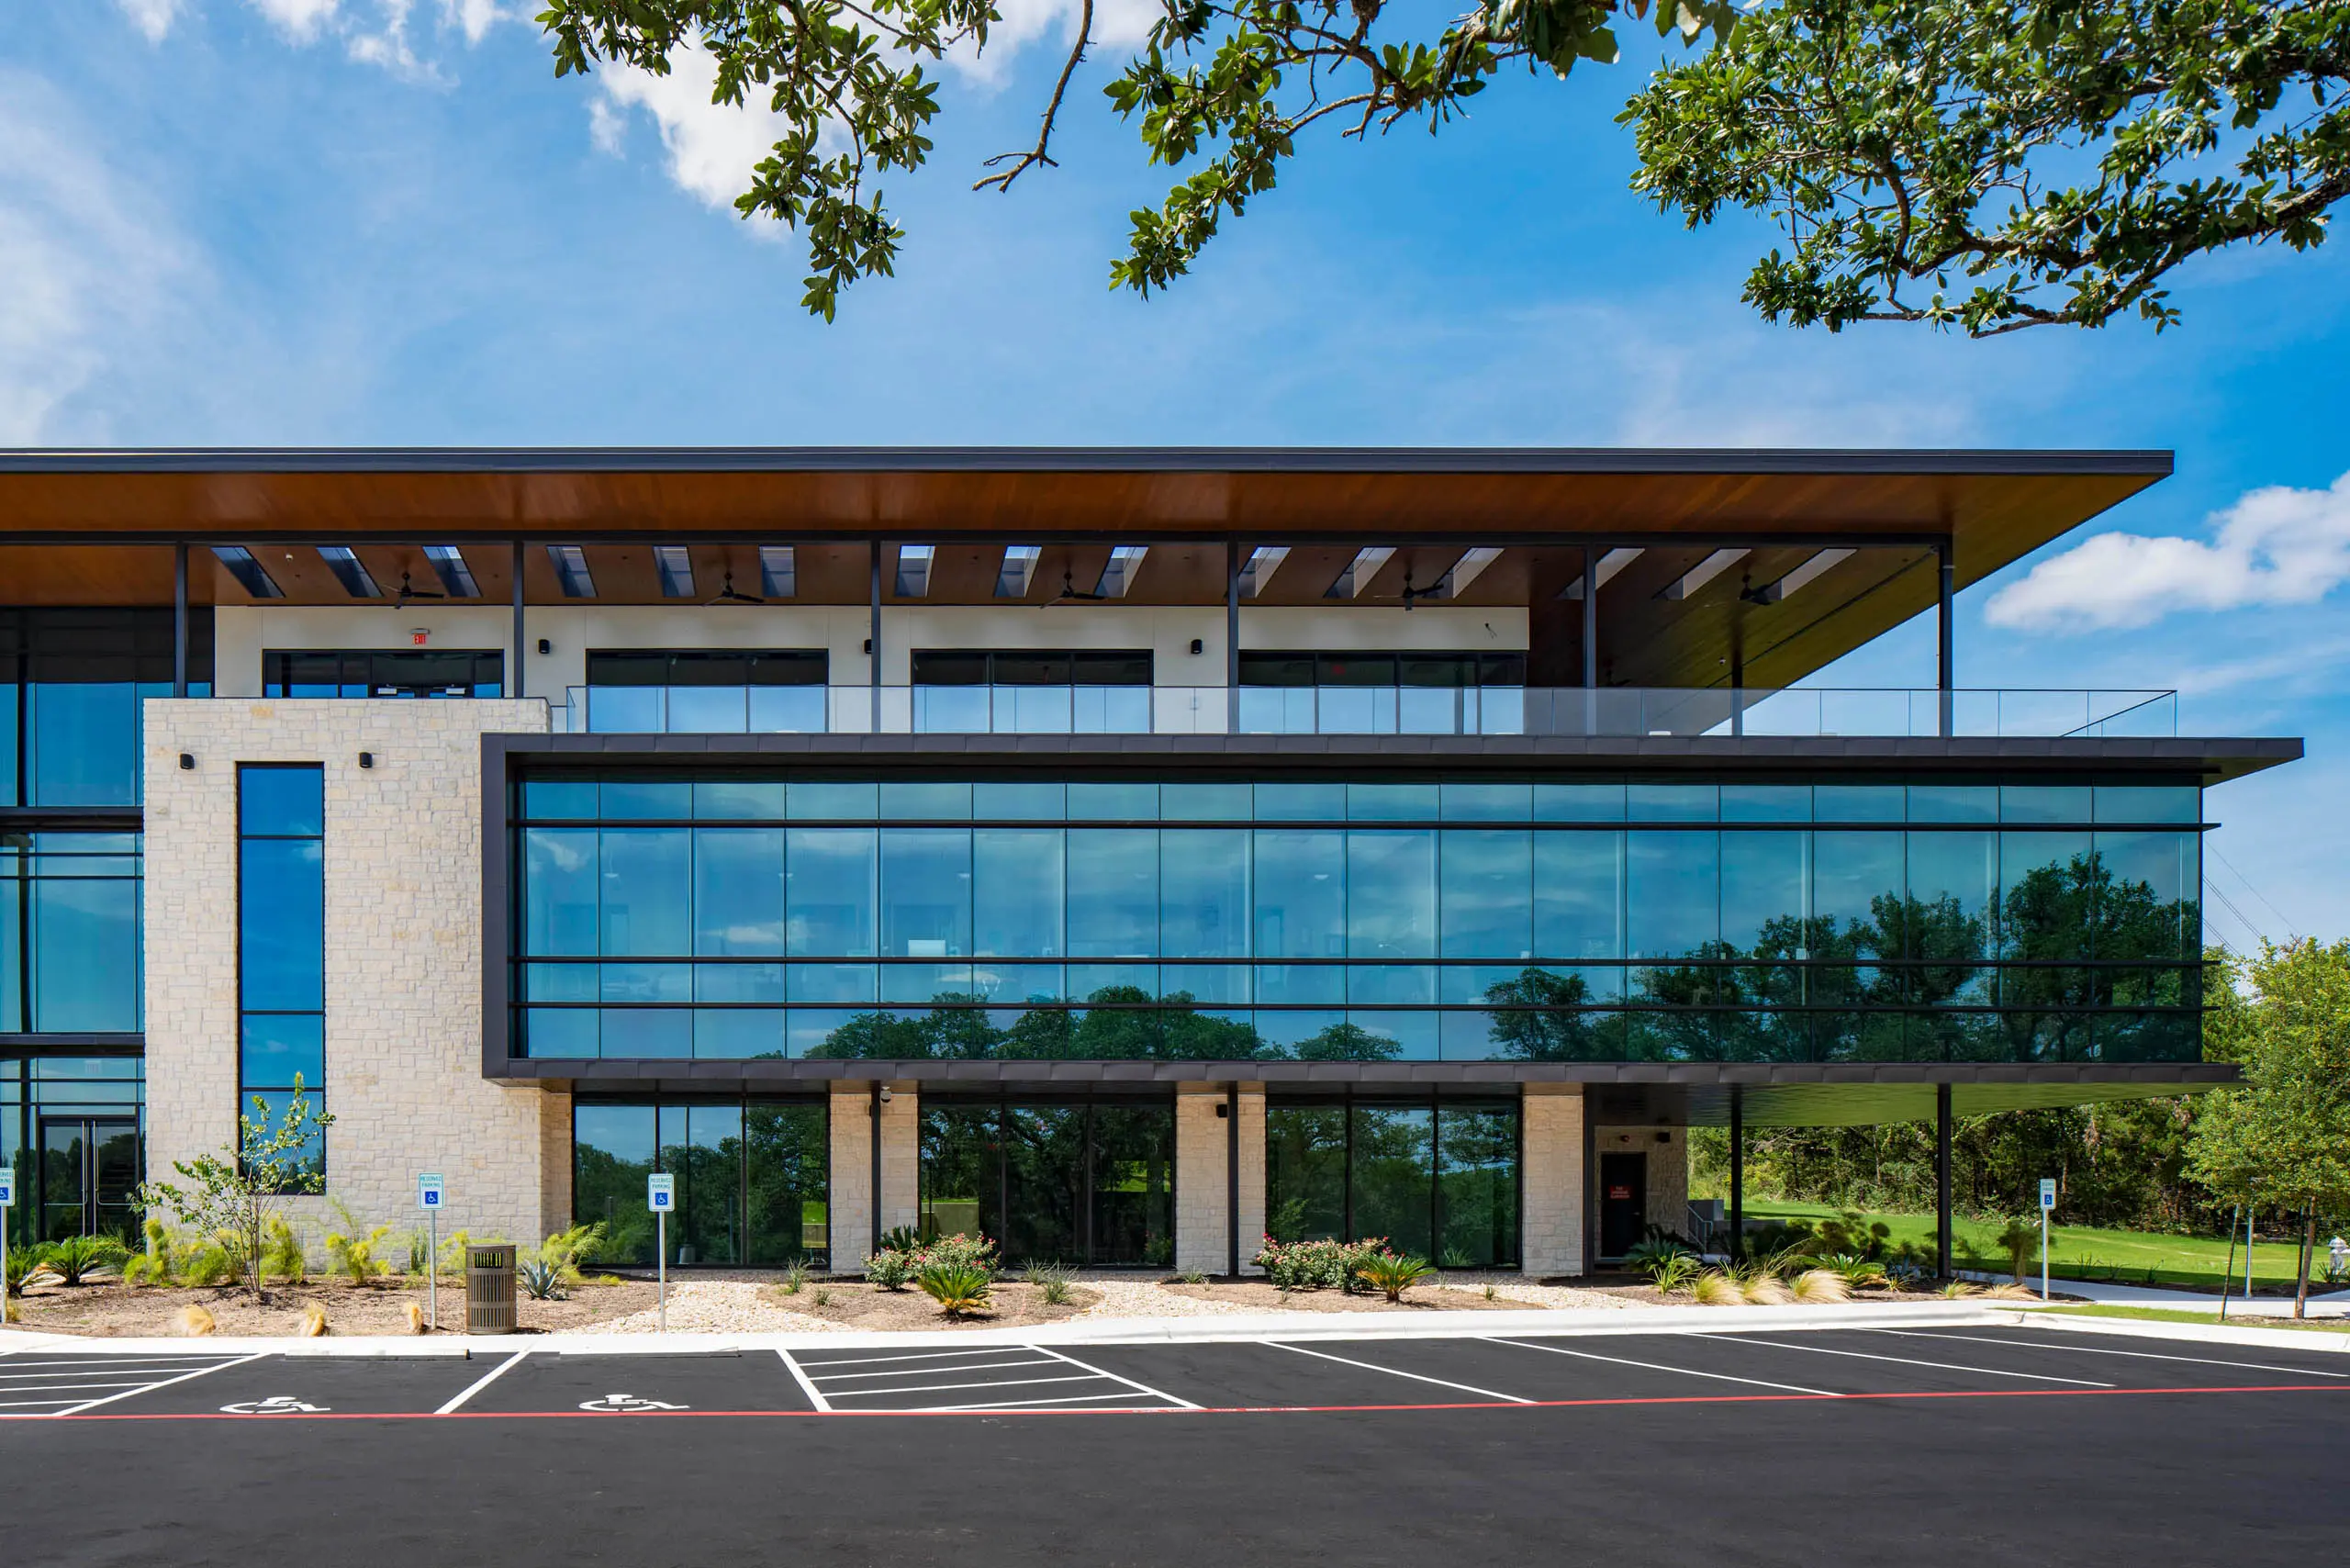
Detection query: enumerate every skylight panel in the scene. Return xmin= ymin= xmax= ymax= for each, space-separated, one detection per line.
xmin=653 ymin=545 xmax=696 ymax=599
xmin=316 ymin=545 xmax=381 ymax=599
xmin=1325 ymin=546 xmax=1394 ymax=599
xmin=895 ymin=544 xmax=934 ymax=597
xmin=546 ymin=544 xmax=598 ymax=599
xmin=997 ymin=545 xmax=1042 ymax=599
xmin=1095 ymin=545 xmax=1147 ymax=599
xmin=211 ymin=546 xmax=284 ymax=600
xmin=423 ymin=545 xmax=481 ymax=599
xmin=758 ymin=545 xmax=797 ymax=598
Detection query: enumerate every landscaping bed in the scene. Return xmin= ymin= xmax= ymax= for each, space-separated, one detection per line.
xmin=764 ymin=1279 xmax=1103 ymax=1330
xmin=5 ymin=1275 xmax=664 ymax=1337
xmin=1156 ymin=1280 xmax=1538 ymax=1313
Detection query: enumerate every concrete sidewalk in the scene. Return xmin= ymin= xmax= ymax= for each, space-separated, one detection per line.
xmin=1984 ymin=1274 xmax=2350 ymax=1316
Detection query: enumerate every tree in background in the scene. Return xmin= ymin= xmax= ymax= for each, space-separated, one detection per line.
xmin=539 ymin=0 xmax=2348 ymax=327
xmin=2187 ymin=939 xmax=2350 ymax=1317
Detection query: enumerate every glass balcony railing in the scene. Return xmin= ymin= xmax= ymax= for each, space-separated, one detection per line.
xmin=550 ymin=685 xmax=2179 ymax=739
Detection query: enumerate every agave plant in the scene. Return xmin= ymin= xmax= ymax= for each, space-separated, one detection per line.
xmin=1822 ymin=1252 xmax=1894 ymax=1291
xmin=878 ymin=1226 xmax=923 ymax=1254
xmin=917 ymin=1261 xmax=994 ymax=1316
xmin=36 ymin=1235 xmax=129 ymax=1286
xmin=516 ymin=1257 xmax=568 ymax=1301
xmin=1625 ymin=1236 xmax=1699 ymax=1286
xmin=1355 ymin=1251 xmax=1437 ymax=1304
xmin=1648 ymin=1251 xmax=1704 ymax=1294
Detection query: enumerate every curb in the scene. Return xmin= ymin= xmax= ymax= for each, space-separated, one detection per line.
xmin=0 ymin=1299 xmax=2008 ymax=1359
xmin=2007 ymin=1310 xmax=2350 ymax=1356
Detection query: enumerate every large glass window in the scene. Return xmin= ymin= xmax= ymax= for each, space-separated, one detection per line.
xmin=2 ymin=609 xmax=208 ymax=808
xmin=1263 ymin=1095 xmax=1519 ymax=1268
xmin=918 ymin=1096 xmax=1174 ymax=1267
xmin=264 ymin=649 xmax=503 ymax=699
xmin=572 ymin=1095 xmax=826 ymax=1267
xmin=239 ymin=764 xmax=325 ymax=1177
xmin=513 ymin=773 xmax=2205 ymax=1065
xmin=3 ymin=834 xmax=143 ymax=1034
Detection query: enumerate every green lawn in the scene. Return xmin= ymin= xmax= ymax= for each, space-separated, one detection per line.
xmin=1740 ymin=1200 xmax=2333 ymax=1293
xmin=2028 ymin=1304 xmax=2350 ymax=1334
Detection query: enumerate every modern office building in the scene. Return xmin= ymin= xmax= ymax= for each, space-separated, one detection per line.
xmin=0 ymin=449 xmax=2294 ymax=1275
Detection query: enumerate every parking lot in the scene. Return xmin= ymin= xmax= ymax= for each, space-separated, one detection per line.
xmin=6 ymin=1324 xmax=2347 ymax=1565
xmin=5 ymin=1322 xmax=2346 ymax=1420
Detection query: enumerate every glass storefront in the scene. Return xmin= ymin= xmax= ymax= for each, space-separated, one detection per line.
xmin=2 ymin=833 xmax=143 ymax=1035
xmin=1265 ymin=1093 xmax=1520 ymax=1268
xmin=572 ymin=1095 xmax=829 ymax=1267
xmin=919 ymin=1096 xmax=1175 ymax=1267
xmin=1 ymin=1055 xmax=145 ymax=1248
xmin=512 ymin=775 xmax=2205 ymax=1063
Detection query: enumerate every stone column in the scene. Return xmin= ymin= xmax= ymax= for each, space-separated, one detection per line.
xmin=1521 ymin=1086 xmax=1586 ymax=1277
xmin=827 ymin=1083 xmax=872 ymax=1269
xmin=1235 ymin=1085 xmax=1266 ymax=1274
xmin=878 ymin=1081 xmax=920 ymax=1238
xmin=1173 ymin=1087 xmax=1225 ymax=1275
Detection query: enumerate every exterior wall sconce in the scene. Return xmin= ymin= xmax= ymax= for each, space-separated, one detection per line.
xmin=359 ymin=752 xmax=375 ymax=770
xmin=536 ymin=638 xmax=551 ymax=655
xmin=1190 ymin=638 xmax=1204 ymax=655
xmin=177 ymin=753 xmax=195 ymax=770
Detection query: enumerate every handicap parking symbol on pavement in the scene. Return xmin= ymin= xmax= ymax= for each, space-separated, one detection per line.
xmin=220 ymin=1395 xmax=330 ymax=1415
xmin=577 ymin=1393 xmax=689 ymax=1413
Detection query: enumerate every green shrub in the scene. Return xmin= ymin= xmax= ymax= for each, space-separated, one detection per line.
xmin=6 ymin=1244 xmax=42 ymax=1297
xmin=1995 ymin=1216 xmax=2039 ymax=1283
xmin=524 ymin=1223 xmax=606 ymax=1290
xmin=323 ymin=1202 xmax=396 ymax=1286
xmin=878 ymin=1226 xmax=923 ymax=1253
xmin=36 ymin=1235 xmax=129 ymax=1286
xmin=1254 ymin=1236 xmax=1387 ymax=1292
xmin=864 ymin=1248 xmax=916 ymax=1291
xmin=263 ymin=1215 xmax=308 ymax=1282
xmin=1625 ymin=1235 xmax=1700 ymax=1284
xmin=1647 ymin=1251 xmax=1704 ymax=1294
xmin=1821 ymin=1252 xmax=1893 ymax=1291
xmin=178 ymin=1237 xmax=238 ymax=1286
xmin=780 ymin=1260 xmax=812 ymax=1294
xmin=1354 ymin=1250 xmax=1436 ymax=1303
xmin=124 ymin=1219 xmax=177 ymax=1287
xmin=917 ymin=1261 xmax=994 ymax=1316
xmin=916 ymin=1233 xmax=1001 ymax=1278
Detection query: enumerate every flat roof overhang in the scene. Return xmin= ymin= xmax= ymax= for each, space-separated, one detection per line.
xmin=0 ymin=446 xmax=2172 ymax=691
xmin=491 ymin=732 xmax=2303 ymax=786
xmin=507 ymin=1059 xmax=2238 ymax=1124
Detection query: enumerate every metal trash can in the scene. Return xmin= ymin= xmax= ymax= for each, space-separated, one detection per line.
xmin=465 ymin=1243 xmax=518 ymax=1335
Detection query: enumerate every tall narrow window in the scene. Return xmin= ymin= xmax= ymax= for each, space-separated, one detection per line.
xmin=239 ymin=764 xmax=326 ymax=1176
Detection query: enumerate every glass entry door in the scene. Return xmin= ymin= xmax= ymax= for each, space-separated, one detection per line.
xmin=38 ymin=1118 xmax=141 ymax=1243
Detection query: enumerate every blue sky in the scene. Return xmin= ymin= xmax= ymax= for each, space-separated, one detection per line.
xmin=6 ymin=1 xmax=2347 ymax=946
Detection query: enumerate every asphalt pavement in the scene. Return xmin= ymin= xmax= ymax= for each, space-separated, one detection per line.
xmin=6 ymin=1324 xmax=2345 ymax=1565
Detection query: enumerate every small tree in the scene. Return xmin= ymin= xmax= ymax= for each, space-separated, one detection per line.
xmin=2188 ymin=941 xmax=2350 ymax=1318
xmin=135 ymin=1077 xmax=333 ymax=1304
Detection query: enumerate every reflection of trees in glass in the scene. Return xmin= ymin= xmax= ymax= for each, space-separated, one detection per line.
xmin=1292 ymin=1021 xmax=1403 ymax=1061
xmin=661 ymin=1123 xmax=744 ymax=1264
xmin=1482 ymin=969 xmax=1606 ymax=1061
xmin=1438 ymin=1106 xmax=1519 ymax=1268
xmin=573 ymin=1140 xmax=655 ymax=1264
xmin=919 ymin=1105 xmax=999 ymax=1244
xmin=807 ymin=987 xmax=1269 ymax=1060
xmin=746 ymin=1103 xmax=828 ymax=1266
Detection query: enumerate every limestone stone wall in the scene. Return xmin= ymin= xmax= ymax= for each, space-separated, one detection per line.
xmin=827 ymin=1084 xmax=872 ymax=1266
xmin=1172 ymin=1086 xmax=1267 ymax=1276
xmin=140 ymin=698 xmax=557 ymax=1251
xmin=1521 ymin=1087 xmax=1586 ymax=1277
xmin=879 ymin=1083 xmax=919 ymax=1238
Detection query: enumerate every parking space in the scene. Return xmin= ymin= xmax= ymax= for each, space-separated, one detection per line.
xmin=0 ymin=1351 xmax=260 ymax=1417
xmin=4 ymin=1322 xmax=2346 ymax=1422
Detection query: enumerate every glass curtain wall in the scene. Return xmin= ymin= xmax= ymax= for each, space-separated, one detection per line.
xmin=572 ymin=1095 xmax=828 ymax=1267
xmin=513 ymin=776 xmax=2206 ymax=1065
xmin=918 ymin=1096 xmax=1175 ymax=1267
xmin=2 ymin=834 xmax=142 ymax=1035
xmin=238 ymin=765 xmax=326 ymax=1176
xmin=263 ymin=650 xmax=505 ymax=699
xmin=0 ymin=609 xmax=211 ymax=807
xmin=1264 ymin=1093 xmax=1520 ymax=1268
xmin=912 ymin=651 xmax=1153 ymax=734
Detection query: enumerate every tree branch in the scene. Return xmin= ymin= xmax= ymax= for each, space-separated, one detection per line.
xmin=975 ymin=0 xmax=1096 ymax=193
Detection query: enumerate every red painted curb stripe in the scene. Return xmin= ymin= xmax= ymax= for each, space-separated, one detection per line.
xmin=10 ymin=1382 xmax=2347 ymax=1422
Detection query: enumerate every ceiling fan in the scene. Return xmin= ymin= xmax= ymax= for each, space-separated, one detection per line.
xmin=393 ymin=570 xmax=444 ymax=607
xmin=706 ymin=568 xmax=764 ymax=606
xmin=1398 ymin=569 xmax=1446 ymax=612
xmin=1045 ymin=568 xmax=1107 ymax=606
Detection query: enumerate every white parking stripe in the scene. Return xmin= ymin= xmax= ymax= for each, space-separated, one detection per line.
xmin=51 ymin=1352 xmax=271 ymax=1417
xmin=776 ymin=1348 xmax=831 ymax=1413
xmin=0 ymin=1396 xmax=122 ymax=1409
xmin=1028 ymin=1345 xmax=1200 ymax=1410
xmin=794 ymin=1348 xmax=1041 ymax=1369
xmin=1868 ymin=1328 xmax=2350 ymax=1381
xmin=1261 ymin=1341 xmax=1534 ymax=1404
xmin=1483 ymin=1337 xmax=1841 ymax=1398
xmin=825 ymin=1372 xmax=1108 ymax=1400
xmin=1707 ymin=1335 xmax=2113 ymax=1387
xmin=923 ymin=1392 xmax=1174 ymax=1413
xmin=0 ymin=1359 xmax=236 ymax=1372
xmin=812 ymin=1358 xmax=1061 ymax=1383
xmin=434 ymin=1350 xmax=530 ymax=1416
xmin=0 ymin=1380 xmax=162 ymax=1395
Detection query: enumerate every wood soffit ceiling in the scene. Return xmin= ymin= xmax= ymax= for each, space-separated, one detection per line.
xmin=0 ymin=450 xmax=2170 ymax=689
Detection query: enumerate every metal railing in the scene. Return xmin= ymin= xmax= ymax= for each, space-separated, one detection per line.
xmin=548 ymin=685 xmax=2179 ymax=739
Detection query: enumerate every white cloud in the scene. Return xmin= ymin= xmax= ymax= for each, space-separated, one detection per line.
xmin=588 ymin=39 xmax=800 ymax=218
xmin=439 ymin=0 xmax=509 ymax=44
xmin=1985 ymin=469 xmax=2350 ymax=633
xmin=251 ymin=0 xmax=342 ymax=41
xmin=948 ymin=0 xmax=1158 ymax=86
xmin=0 ymin=73 xmax=192 ymax=442
xmin=117 ymin=0 xmax=185 ymax=41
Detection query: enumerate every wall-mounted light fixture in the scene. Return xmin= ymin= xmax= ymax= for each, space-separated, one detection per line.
xmin=358 ymin=752 xmax=375 ymax=770
xmin=878 ymin=1086 xmax=894 ymax=1103
xmin=1190 ymin=638 xmax=1204 ymax=655
xmin=177 ymin=753 xmax=195 ymax=771
xmin=536 ymin=638 xmax=551 ymax=655
xmin=863 ymin=638 xmax=874 ymax=655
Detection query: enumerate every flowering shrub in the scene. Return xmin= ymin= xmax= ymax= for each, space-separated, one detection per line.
xmin=1252 ymin=1236 xmax=1391 ymax=1293
xmin=865 ymin=1232 xmax=1002 ymax=1291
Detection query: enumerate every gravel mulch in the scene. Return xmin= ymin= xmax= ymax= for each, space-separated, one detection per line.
xmin=4 ymin=1276 xmax=663 ymax=1338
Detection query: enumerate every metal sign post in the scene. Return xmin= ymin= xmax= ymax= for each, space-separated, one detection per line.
xmin=2038 ymin=1178 xmax=2056 ymax=1301
xmin=418 ymin=1172 xmax=445 ymax=1331
xmin=647 ymin=1174 xmax=676 ymax=1334
xmin=0 ymin=1166 xmax=13 ymax=1323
